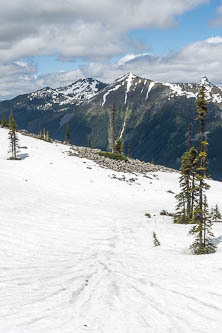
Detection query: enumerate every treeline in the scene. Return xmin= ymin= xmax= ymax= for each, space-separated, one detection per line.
xmin=174 ymin=86 xmax=220 ymax=254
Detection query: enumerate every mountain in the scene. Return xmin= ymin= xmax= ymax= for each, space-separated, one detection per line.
xmin=1 ymin=127 xmax=222 ymax=332
xmin=28 ymin=77 xmax=108 ymax=109
xmin=1 ymin=73 xmax=222 ymax=179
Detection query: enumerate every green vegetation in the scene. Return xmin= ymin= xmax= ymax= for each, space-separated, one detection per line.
xmin=37 ymin=128 xmax=52 ymax=143
xmin=65 ymin=124 xmax=71 ymax=144
xmin=115 ymin=138 xmax=123 ymax=154
xmin=0 ymin=118 xmax=9 ymax=128
xmin=174 ymin=86 xmax=216 ymax=254
xmin=8 ymin=113 xmax=20 ymax=160
xmin=211 ymin=204 xmax=222 ymax=222
xmin=98 ymin=151 xmax=128 ymax=161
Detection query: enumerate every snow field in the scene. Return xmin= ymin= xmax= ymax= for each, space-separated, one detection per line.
xmin=1 ymin=128 xmax=222 ymax=332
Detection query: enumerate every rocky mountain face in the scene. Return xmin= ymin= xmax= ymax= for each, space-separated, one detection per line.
xmin=0 ymin=73 xmax=222 ymax=179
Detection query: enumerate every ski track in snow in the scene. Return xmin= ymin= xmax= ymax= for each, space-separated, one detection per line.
xmin=1 ymin=128 xmax=222 ymax=332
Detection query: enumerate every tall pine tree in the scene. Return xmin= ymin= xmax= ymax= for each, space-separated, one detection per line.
xmin=65 ymin=124 xmax=71 ymax=144
xmin=115 ymin=138 xmax=123 ymax=154
xmin=8 ymin=113 xmax=20 ymax=160
xmin=189 ymin=86 xmax=216 ymax=255
xmin=110 ymin=103 xmax=116 ymax=153
xmin=174 ymin=146 xmax=199 ymax=224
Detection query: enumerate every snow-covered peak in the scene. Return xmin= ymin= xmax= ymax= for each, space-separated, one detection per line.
xmin=28 ymin=78 xmax=107 ymax=109
xmin=161 ymin=77 xmax=222 ymax=103
xmin=115 ymin=72 xmax=137 ymax=83
xmin=200 ymin=76 xmax=212 ymax=86
xmin=56 ymin=78 xmax=107 ymax=104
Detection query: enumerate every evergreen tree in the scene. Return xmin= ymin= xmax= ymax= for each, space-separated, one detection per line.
xmin=127 ymin=142 xmax=132 ymax=158
xmin=43 ymin=128 xmax=46 ymax=140
xmin=188 ymin=123 xmax=193 ymax=150
xmin=115 ymin=138 xmax=123 ymax=154
xmin=189 ymin=86 xmax=216 ymax=255
xmin=45 ymin=131 xmax=50 ymax=142
xmin=190 ymin=196 xmax=216 ymax=254
xmin=110 ymin=103 xmax=116 ymax=153
xmin=8 ymin=113 xmax=20 ymax=159
xmin=174 ymin=146 xmax=198 ymax=224
xmin=38 ymin=129 xmax=42 ymax=139
xmin=211 ymin=204 xmax=222 ymax=222
xmin=88 ymin=137 xmax=92 ymax=148
xmin=1 ymin=117 xmax=9 ymax=128
xmin=65 ymin=124 xmax=71 ymax=144
xmin=153 ymin=232 xmax=160 ymax=246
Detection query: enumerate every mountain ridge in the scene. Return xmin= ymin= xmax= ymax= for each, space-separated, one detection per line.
xmin=1 ymin=72 xmax=222 ymax=180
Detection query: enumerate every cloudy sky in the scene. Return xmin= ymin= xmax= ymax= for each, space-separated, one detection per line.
xmin=1 ymin=0 xmax=222 ymax=100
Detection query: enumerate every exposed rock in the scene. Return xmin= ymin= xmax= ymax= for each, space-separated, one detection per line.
xmin=68 ymin=145 xmax=176 ymax=175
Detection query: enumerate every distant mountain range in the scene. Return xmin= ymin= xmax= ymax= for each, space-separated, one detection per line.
xmin=0 ymin=73 xmax=222 ymax=180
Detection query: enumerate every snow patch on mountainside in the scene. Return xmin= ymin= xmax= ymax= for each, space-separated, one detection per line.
xmin=145 ymin=81 xmax=155 ymax=100
xmin=102 ymin=84 xmax=121 ymax=106
xmin=119 ymin=120 xmax=126 ymax=139
xmin=124 ymin=72 xmax=136 ymax=104
xmin=162 ymin=76 xmax=222 ymax=103
xmin=164 ymin=82 xmax=198 ymax=99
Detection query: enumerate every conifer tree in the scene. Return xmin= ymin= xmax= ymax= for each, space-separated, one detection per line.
xmin=127 ymin=142 xmax=132 ymax=158
xmin=110 ymin=103 xmax=116 ymax=153
xmin=1 ymin=117 xmax=9 ymax=128
xmin=189 ymin=86 xmax=216 ymax=254
xmin=115 ymin=138 xmax=123 ymax=154
xmin=211 ymin=204 xmax=222 ymax=222
xmin=43 ymin=128 xmax=46 ymax=140
xmin=174 ymin=146 xmax=198 ymax=224
xmin=38 ymin=129 xmax=42 ymax=139
xmin=153 ymin=232 xmax=160 ymax=246
xmin=190 ymin=196 xmax=216 ymax=254
xmin=65 ymin=124 xmax=70 ymax=144
xmin=45 ymin=131 xmax=50 ymax=142
xmin=8 ymin=113 xmax=20 ymax=160
xmin=88 ymin=137 xmax=91 ymax=148
xmin=188 ymin=123 xmax=193 ymax=150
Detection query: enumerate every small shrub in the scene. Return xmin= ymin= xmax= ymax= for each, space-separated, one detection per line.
xmin=153 ymin=232 xmax=160 ymax=246
xmin=145 ymin=213 xmax=151 ymax=218
xmin=160 ymin=209 xmax=173 ymax=217
xmin=167 ymin=190 xmax=175 ymax=194
xmin=98 ymin=151 xmax=128 ymax=161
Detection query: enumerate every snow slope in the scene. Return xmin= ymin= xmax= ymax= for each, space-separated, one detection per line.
xmin=1 ymin=128 xmax=222 ymax=332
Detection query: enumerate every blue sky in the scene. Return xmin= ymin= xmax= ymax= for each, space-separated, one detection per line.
xmin=1 ymin=0 xmax=222 ymax=100
xmin=129 ymin=2 xmax=219 ymax=55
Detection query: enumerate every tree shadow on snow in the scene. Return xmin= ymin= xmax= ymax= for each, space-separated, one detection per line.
xmin=18 ymin=153 xmax=29 ymax=160
xmin=213 ymin=236 xmax=222 ymax=246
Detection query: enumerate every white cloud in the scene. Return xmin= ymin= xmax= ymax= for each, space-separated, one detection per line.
xmin=117 ymin=54 xmax=150 ymax=66
xmin=2 ymin=35 xmax=222 ymax=101
xmin=0 ymin=0 xmax=215 ymax=100
xmin=0 ymin=62 xmax=83 ymax=100
xmin=83 ymin=36 xmax=222 ymax=84
xmin=0 ymin=0 xmax=208 ymax=62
